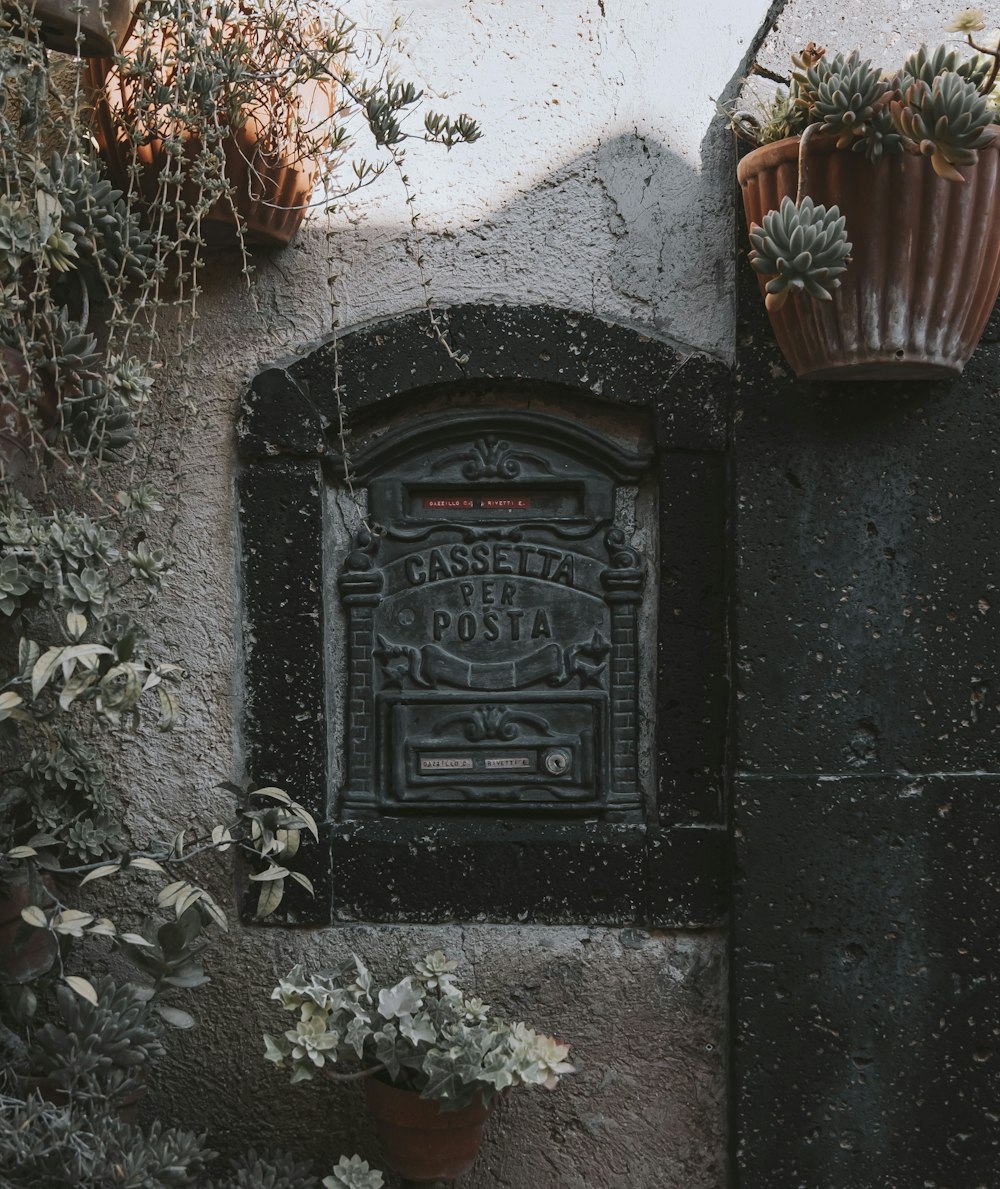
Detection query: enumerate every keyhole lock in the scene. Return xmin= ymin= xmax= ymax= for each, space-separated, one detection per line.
xmin=543 ymin=749 xmax=571 ymax=776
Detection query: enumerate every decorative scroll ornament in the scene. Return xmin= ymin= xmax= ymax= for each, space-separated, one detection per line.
xmin=432 ymin=434 xmax=554 ymax=481
xmin=373 ymin=631 xmax=610 ymax=691
xmin=433 ymin=704 xmax=553 ymax=741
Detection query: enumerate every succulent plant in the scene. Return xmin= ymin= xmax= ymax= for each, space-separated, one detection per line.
xmin=29 ymin=977 xmax=165 ymax=1099
xmin=114 ymin=1119 xmax=216 ymax=1187
xmin=892 ymin=69 xmax=996 ymax=179
xmin=0 ymin=1098 xmax=371 ymax=1189
xmin=323 ymin=1155 xmax=385 ymax=1189
xmin=265 ymin=951 xmax=574 ymax=1110
xmin=206 ymin=1149 xmax=321 ymax=1189
xmin=748 ymin=195 xmax=852 ymax=310
xmin=732 ymin=17 xmax=1000 ymax=304
xmin=0 ymin=197 xmax=38 ymax=279
xmin=901 ymin=42 xmax=994 ymax=88
xmin=793 ymin=50 xmax=892 ymax=149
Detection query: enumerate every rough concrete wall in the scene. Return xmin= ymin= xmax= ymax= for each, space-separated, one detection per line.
xmin=115 ymin=2 xmax=770 ymax=1184
xmin=322 ymin=0 xmax=771 ymax=361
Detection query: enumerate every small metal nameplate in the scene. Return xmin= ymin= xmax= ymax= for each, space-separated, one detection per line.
xmin=424 ymin=498 xmax=475 ymax=510
xmin=420 ymin=757 xmax=474 ymax=771
xmin=484 ymin=755 xmax=532 ymax=770
xmin=422 ymin=495 xmax=532 ymax=511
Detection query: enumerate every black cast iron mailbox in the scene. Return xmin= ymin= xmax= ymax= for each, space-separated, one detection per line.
xmin=337 ymin=411 xmax=652 ymax=822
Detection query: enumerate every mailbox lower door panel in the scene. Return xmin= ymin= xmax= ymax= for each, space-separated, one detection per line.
xmin=377 ymin=692 xmax=608 ymax=814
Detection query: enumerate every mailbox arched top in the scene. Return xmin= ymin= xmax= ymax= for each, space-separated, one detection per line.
xmin=344 ymin=410 xmax=653 ymax=485
xmin=238 ymin=304 xmax=731 ymax=462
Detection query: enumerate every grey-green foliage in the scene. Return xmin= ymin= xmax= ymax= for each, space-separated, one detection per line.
xmin=741 ymin=35 xmax=1000 ymax=167
xmin=901 ymin=43 xmax=993 ymax=89
xmin=42 ymin=152 xmax=154 ymax=292
xmin=793 ymin=50 xmax=893 ymax=152
xmin=0 ymin=1097 xmax=214 ymax=1189
xmin=265 ymin=951 xmax=574 ymax=1111
xmin=893 ymin=68 xmax=996 ymax=179
xmin=747 ymin=86 xmax=807 ymax=145
xmin=322 ymin=1155 xmax=384 ymax=1189
xmin=748 ymin=195 xmax=852 ymax=309
xmin=0 ymin=486 xmax=178 ymax=863
xmin=0 ymin=195 xmax=37 ymax=278
xmin=0 ymin=20 xmax=157 ymax=472
xmin=17 ymin=728 xmax=128 ymax=862
xmin=205 ymin=1149 xmax=319 ymax=1189
xmin=29 ymin=978 xmax=165 ymax=1098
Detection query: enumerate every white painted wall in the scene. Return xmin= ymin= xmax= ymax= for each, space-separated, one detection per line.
xmin=314 ymin=0 xmax=772 ymax=360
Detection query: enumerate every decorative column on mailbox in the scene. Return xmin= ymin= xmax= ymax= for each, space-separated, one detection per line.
xmin=337 ymin=412 xmax=651 ymax=823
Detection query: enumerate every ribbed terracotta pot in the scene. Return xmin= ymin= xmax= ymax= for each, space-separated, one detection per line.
xmin=86 ymin=40 xmax=334 ymax=248
xmin=737 ymin=130 xmax=1000 ymax=380
xmin=5 ymin=0 xmax=136 ymax=57
xmin=365 ymin=1077 xmax=491 ymax=1183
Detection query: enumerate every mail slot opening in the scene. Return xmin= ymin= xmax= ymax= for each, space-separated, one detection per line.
xmin=409 ymin=485 xmax=585 ymax=518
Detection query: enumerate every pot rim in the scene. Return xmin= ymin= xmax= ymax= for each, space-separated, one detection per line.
xmin=736 ymin=125 xmax=1000 ymax=184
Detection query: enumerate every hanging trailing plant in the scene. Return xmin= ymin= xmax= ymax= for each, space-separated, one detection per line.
xmin=0 ymin=1 xmax=482 ymax=1181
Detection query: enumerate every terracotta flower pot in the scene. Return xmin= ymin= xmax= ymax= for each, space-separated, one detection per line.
xmin=6 ymin=0 xmax=136 ymax=57
xmin=737 ymin=130 xmax=1000 ymax=380
xmin=86 ymin=23 xmax=336 ymax=248
xmin=365 ymin=1077 xmax=492 ymax=1183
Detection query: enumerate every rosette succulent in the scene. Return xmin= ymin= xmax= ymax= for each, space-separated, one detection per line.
xmin=264 ymin=951 xmax=574 ymax=1110
xmin=28 ymin=977 xmax=165 ymax=1100
xmin=892 ymin=68 xmax=996 ymax=179
xmin=793 ymin=50 xmax=894 ymax=154
xmin=748 ymin=196 xmax=852 ymax=310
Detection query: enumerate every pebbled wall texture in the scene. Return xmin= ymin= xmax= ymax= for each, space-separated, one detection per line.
xmin=123 ymin=3 xmax=768 ymax=1188
xmin=734 ymin=3 xmax=1000 ymax=1187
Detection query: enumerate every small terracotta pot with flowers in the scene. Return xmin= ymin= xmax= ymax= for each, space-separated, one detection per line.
xmin=87 ymin=0 xmax=343 ymax=248
xmin=265 ymin=951 xmax=575 ymax=1184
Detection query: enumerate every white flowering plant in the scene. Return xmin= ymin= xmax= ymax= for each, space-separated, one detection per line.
xmin=322 ymin=1154 xmax=383 ymax=1189
xmin=264 ymin=951 xmax=575 ymax=1111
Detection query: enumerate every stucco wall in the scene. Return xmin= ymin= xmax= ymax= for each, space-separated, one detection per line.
xmin=123 ymin=2 xmax=772 ymax=1185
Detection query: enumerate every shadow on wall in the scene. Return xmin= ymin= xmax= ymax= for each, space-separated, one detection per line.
xmin=215 ymin=125 xmax=745 ymax=368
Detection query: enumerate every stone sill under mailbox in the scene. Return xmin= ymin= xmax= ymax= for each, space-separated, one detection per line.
xmin=237 ymin=304 xmax=731 ymax=929
xmin=326 ymin=820 xmax=726 ymax=925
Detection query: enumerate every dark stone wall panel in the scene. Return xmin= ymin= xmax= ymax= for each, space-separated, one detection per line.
xmin=237 ymin=460 xmax=331 ymax=921
xmin=733 ymin=348 xmax=1000 ymax=776
xmin=657 ymin=624 xmax=726 ymax=824
xmin=734 ymin=776 xmax=1000 ymax=1188
xmin=240 ymin=304 xmax=733 ymax=925
xmin=660 ymin=452 xmax=727 ymax=632
xmin=329 ymin=822 xmax=727 ymax=927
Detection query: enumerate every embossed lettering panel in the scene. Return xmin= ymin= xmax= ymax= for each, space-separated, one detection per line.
xmin=337 ymin=412 xmax=651 ymax=822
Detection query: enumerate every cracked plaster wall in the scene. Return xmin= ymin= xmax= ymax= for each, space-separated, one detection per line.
xmin=119 ymin=2 xmax=774 ymax=1185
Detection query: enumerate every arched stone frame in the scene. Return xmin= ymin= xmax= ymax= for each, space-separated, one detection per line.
xmin=238 ymin=304 xmax=731 ymax=925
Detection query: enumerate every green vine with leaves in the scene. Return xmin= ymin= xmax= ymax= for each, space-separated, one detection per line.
xmin=0 ymin=0 xmax=479 ymax=1181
